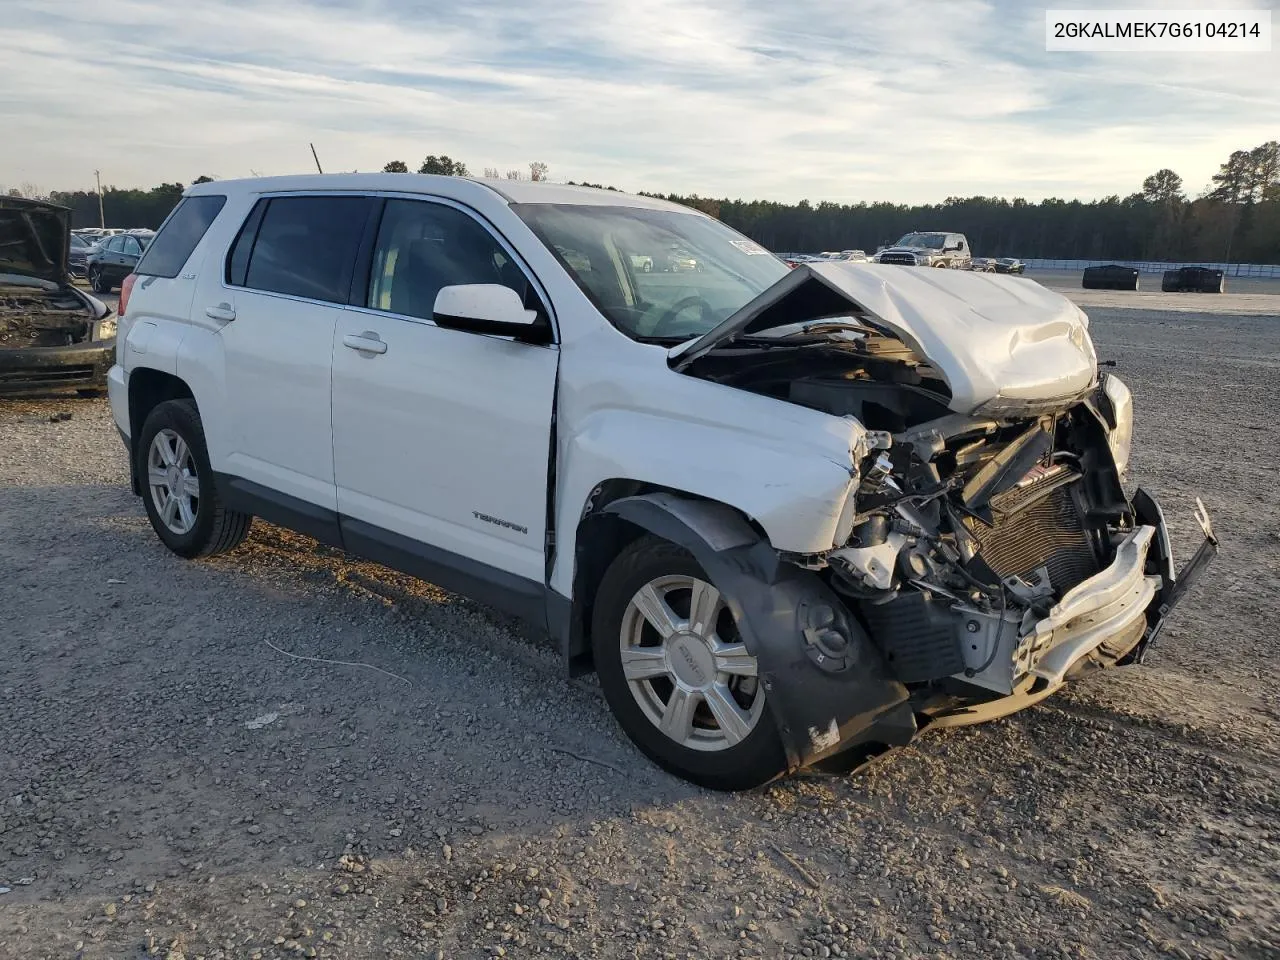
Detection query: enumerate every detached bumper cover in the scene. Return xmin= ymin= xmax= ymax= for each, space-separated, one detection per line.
xmin=1021 ymin=491 xmax=1218 ymax=685
xmin=0 ymin=340 xmax=115 ymax=393
xmin=1023 ymin=526 xmax=1161 ymax=684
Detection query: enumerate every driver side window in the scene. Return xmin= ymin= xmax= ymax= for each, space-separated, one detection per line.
xmin=367 ymin=199 xmax=539 ymax=323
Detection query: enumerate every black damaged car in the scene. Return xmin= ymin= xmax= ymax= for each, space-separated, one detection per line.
xmin=0 ymin=196 xmax=116 ymax=395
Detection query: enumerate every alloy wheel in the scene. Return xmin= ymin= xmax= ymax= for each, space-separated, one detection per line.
xmin=618 ymin=574 xmax=765 ymax=752
xmin=147 ymin=428 xmax=200 ymax=535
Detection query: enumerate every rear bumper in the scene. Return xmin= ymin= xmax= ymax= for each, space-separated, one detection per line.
xmin=0 ymin=340 xmax=115 ymax=394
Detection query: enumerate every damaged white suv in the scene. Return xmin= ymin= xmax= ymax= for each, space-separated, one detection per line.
xmin=108 ymin=175 xmax=1217 ymax=790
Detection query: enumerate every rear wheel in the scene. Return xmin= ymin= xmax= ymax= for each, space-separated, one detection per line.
xmin=592 ymin=536 xmax=785 ymax=791
xmin=137 ymin=399 xmax=252 ymax=558
xmin=89 ymin=266 xmax=111 ymax=294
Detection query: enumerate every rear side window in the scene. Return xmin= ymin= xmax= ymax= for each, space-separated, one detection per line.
xmin=135 ymin=195 xmax=226 ymax=278
xmin=231 ymin=195 xmax=370 ymax=303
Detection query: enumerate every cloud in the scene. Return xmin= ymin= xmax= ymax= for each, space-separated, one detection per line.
xmin=1 ymin=0 xmax=1275 ymax=202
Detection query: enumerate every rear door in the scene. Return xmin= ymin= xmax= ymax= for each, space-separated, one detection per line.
xmin=204 ymin=193 xmax=374 ymax=519
xmin=331 ymin=196 xmax=558 ymax=594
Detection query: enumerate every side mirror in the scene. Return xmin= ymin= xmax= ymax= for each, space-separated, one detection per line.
xmin=433 ymin=284 xmax=539 ymax=336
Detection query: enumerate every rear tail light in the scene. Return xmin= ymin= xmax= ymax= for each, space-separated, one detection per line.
xmin=119 ymin=273 xmax=137 ymax=318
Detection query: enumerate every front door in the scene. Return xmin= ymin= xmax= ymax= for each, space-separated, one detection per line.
xmin=331 ymin=197 xmax=558 ymax=597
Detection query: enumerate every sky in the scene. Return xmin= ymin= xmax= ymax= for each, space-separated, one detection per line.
xmin=1 ymin=0 xmax=1275 ymax=204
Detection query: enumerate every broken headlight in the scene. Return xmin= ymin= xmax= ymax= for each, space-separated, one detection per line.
xmin=92 ymin=317 xmax=117 ymax=341
xmin=1099 ymin=373 xmax=1133 ymax=479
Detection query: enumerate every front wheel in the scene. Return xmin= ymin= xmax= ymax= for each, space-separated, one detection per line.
xmin=89 ymin=266 xmax=111 ymax=293
xmin=137 ymin=399 xmax=253 ymax=558
xmin=592 ymin=536 xmax=785 ymax=790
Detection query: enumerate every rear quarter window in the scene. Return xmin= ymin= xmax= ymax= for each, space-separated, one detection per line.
xmin=135 ymin=194 xmax=227 ymax=278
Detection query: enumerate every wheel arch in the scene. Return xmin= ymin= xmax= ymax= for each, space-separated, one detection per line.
xmin=559 ymin=486 xmax=915 ymax=772
xmin=555 ymin=480 xmax=767 ymax=676
xmin=127 ymin=367 xmax=196 ymax=495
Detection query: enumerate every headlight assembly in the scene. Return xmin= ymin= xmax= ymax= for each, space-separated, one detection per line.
xmin=93 ymin=317 xmax=117 ymax=341
xmin=1100 ymin=373 xmax=1133 ymax=479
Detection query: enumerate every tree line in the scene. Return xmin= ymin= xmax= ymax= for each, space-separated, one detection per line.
xmin=7 ymin=142 xmax=1277 ymax=263
xmin=639 ymin=141 xmax=1279 ymax=263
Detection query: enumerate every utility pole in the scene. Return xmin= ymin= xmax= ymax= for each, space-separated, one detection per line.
xmin=94 ymin=169 xmax=105 ymax=227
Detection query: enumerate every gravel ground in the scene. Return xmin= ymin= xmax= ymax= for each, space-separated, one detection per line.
xmin=1 ymin=286 xmax=1278 ymax=960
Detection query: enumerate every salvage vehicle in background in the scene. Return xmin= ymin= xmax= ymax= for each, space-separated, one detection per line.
xmin=1081 ymin=264 xmax=1140 ymax=291
xmin=87 ymin=230 xmax=153 ymax=293
xmin=873 ymin=232 xmax=972 ymax=269
xmin=970 ymin=257 xmax=997 ymax=272
xmin=1161 ymin=266 xmax=1225 ymax=293
xmin=0 ymin=196 xmax=115 ymax=394
xmin=68 ymin=232 xmax=99 ymax=278
xmin=108 ymin=174 xmax=1217 ymax=790
xmin=994 ymin=257 xmax=1025 ymax=275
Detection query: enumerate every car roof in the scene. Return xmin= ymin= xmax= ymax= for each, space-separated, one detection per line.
xmin=183 ymin=173 xmax=696 ymax=215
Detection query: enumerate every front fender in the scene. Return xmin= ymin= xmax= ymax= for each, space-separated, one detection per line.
xmin=604 ymin=492 xmax=915 ymax=771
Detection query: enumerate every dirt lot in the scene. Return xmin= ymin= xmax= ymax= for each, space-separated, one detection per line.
xmin=1 ymin=283 xmax=1278 ymax=960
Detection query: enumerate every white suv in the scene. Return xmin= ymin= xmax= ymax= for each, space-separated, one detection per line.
xmin=109 ymin=175 xmax=1215 ymax=790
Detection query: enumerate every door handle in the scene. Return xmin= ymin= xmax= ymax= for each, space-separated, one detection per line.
xmin=343 ymin=332 xmax=388 ymax=355
xmin=205 ymin=303 xmax=236 ymax=322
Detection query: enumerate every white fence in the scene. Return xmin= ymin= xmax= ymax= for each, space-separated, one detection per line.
xmin=1024 ymin=259 xmax=1280 ymax=278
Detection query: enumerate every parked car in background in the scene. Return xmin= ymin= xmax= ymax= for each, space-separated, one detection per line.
xmin=1081 ymin=264 xmax=1140 ymax=291
xmin=0 ymin=196 xmax=115 ymax=394
xmin=873 ymin=232 xmax=972 ymax=269
xmin=782 ymin=254 xmax=824 ymax=268
xmin=68 ymin=233 xmax=99 ymax=278
xmin=107 ymin=173 xmax=1215 ymax=790
xmin=1161 ymin=266 xmax=1224 ymax=293
xmin=666 ymin=251 xmax=703 ymax=272
xmin=995 ymin=258 xmax=1025 ymax=275
xmin=970 ymin=257 xmax=997 ymax=272
xmin=72 ymin=227 xmax=124 ymax=242
xmin=87 ymin=230 xmax=152 ymax=292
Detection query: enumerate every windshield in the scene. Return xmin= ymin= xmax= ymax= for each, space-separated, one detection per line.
xmin=511 ymin=203 xmax=789 ymax=339
xmin=895 ymin=232 xmax=946 ymax=249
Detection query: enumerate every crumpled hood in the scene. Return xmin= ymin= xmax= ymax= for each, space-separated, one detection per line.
xmin=669 ymin=262 xmax=1099 ymax=414
xmin=0 ymin=196 xmax=71 ymax=285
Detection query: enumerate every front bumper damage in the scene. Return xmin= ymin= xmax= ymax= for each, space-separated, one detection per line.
xmin=606 ymin=488 xmax=1217 ymax=771
xmin=927 ymin=496 xmax=1217 ymax=727
xmin=0 ymin=340 xmax=115 ymax=394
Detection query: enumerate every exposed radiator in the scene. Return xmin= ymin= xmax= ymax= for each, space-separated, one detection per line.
xmin=965 ymin=471 xmax=1100 ymax=594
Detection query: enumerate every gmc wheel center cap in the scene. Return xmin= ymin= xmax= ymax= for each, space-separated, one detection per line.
xmin=668 ymin=633 xmax=714 ymax=688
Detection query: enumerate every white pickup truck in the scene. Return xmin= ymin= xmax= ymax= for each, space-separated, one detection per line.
xmin=108 ymin=175 xmax=1216 ymax=790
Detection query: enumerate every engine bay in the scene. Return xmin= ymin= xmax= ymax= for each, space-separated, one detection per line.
xmin=684 ymin=317 xmax=1135 ymax=698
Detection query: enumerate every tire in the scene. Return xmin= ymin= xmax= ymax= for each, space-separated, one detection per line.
xmin=591 ymin=535 xmax=786 ymax=791
xmin=932 ymin=260 xmax=949 ymax=268
xmin=1162 ymin=271 xmax=1180 ymax=292
xmin=89 ymin=266 xmax=110 ymax=294
xmin=136 ymin=398 xmax=252 ymax=558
